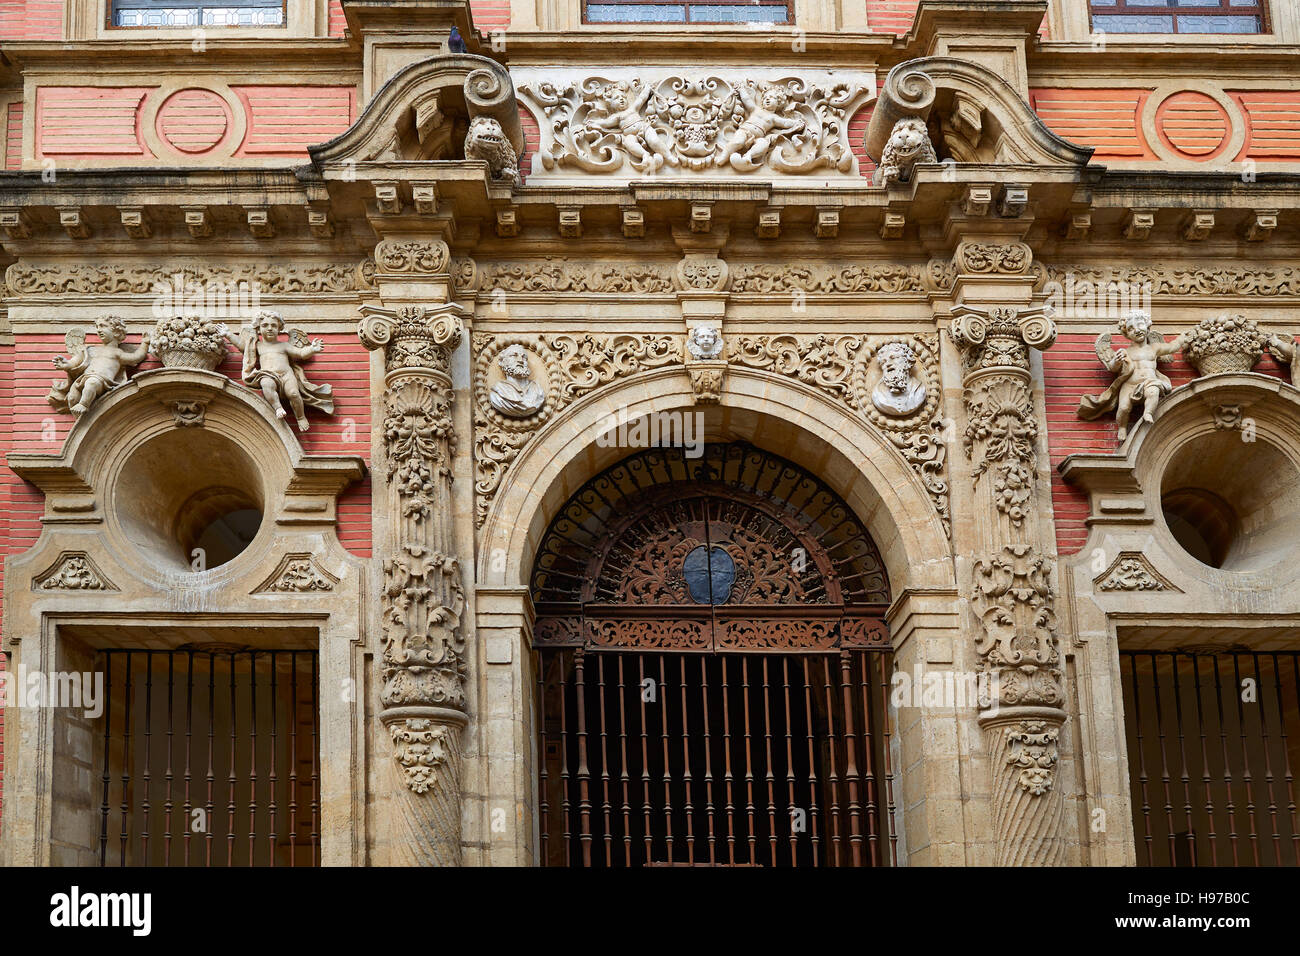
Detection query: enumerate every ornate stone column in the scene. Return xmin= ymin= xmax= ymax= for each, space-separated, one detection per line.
xmin=359 ymin=251 xmax=469 ymax=865
xmin=947 ymin=241 xmax=1067 ymax=866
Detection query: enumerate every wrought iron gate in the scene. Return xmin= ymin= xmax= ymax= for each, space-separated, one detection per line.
xmin=96 ymin=648 xmax=320 ymax=867
xmin=537 ymin=646 xmax=895 ymax=867
xmin=1122 ymin=648 xmax=1300 ymax=866
xmin=532 ymin=443 xmax=895 ymax=866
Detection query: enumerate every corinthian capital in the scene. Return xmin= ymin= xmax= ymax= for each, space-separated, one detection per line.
xmin=949 ymin=303 xmax=1056 ymax=377
xmin=358 ymin=303 xmax=467 ymax=376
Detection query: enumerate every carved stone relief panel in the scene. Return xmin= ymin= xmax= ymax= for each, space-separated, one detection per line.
xmin=514 ymin=68 xmax=875 ymax=182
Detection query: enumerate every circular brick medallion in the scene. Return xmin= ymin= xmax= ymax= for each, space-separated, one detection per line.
xmin=1155 ymin=91 xmax=1231 ymax=160
xmin=156 ymin=88 xmax=231 ymax=154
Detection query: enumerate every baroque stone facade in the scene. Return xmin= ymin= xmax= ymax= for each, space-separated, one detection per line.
xmin=4 ymin=0 xmax=1300 ymax=873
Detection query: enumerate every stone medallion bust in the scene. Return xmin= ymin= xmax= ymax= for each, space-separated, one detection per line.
xmin=488 ymin=344 xmax=546 ymax=418
xmin=871 ymin=342 xmax=927 ymax=416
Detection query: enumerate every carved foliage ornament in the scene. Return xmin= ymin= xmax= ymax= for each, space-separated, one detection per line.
xmin=1044 ymin=264 xmax=1300 ymax=298
xmin=730 ymin=333 xmax=949 ymax=538
xmin=955 ymin=241 xmax=1033 ymax=276
xmin=359 ymin=303 xmax=464 ymax=373
xmin=257 ymin=554 xmax=338 ymax=593
xmin=1096 ymin=553 xmax=1177 ymax=592
xmin=970 ymin=544 xmax=1062 ymax=710
xmin=517 ymin=72 xmax=872 ymax=178
xmin=1006 ymin=720 xmax=1060 ymax=796
xmin=389 ymin=718 xmax=454 ymax=794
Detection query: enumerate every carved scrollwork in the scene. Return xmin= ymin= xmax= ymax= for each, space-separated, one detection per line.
xmin=674 ymin=257 xmax=730 ymax=292
xmin=1044 ymin=263 xmax=1300 ymax=297
xmin=587 ymin=618 xmax=711 ymax=650
xmin=374 ymin=239 xmax=450 ymax=276
xmin=1095 ymin=553 xmax=1178 ymax=592
xmin=955 ymin=241 xmax=1033 ymax=275
xmin=730 ymin=332 xmax=951 ymax=538
xmin=256 ymin=554 xmax=338 ymax=593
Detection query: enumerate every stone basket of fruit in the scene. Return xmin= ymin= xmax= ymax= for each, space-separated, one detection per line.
xmin=152 ymin=316 xmax=231 ymax=371
xmin=1180 ymin=314 xmax=1264 ymax=376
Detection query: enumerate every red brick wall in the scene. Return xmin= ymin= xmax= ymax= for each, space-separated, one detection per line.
xmin=4 ymin=103 xmax=21 ymax=170
xmin=327 ymin=0 xmax=347 ymax=36
xmin=849 ymin=103 xmax=875 ymax=177
xmin=518 ymin=103 xmax=539 ymax=183
xmin=865 ymin=0 xmax=917 ymax=33
xmin=470 ymin=0 xmax=510 ymax=31
xmin=0 ymin=0 xmax=62 ymax=41
xmin=1030 ymin=88 xmax=1155 ymax=160
xmin=32 ymin=85 xmax=356 ymax=163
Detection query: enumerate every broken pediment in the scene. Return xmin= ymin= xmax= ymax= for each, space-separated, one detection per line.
xmin=309 ymin=54 xmax=523 ymax=169
xmin=866 ymin=56 xmax=1094 ymax=173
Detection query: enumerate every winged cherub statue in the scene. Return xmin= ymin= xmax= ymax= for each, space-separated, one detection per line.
xmin=48 ymin=315 xmax=150 ymax=415
xmin=1077 ymin=310 xmax=1187 ymax=441
xmin=236 ymin=311 xmax=334 ymax=430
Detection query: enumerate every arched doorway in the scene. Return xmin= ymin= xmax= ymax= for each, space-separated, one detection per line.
xmin=531 ymin=442 xmax=896 ymax=867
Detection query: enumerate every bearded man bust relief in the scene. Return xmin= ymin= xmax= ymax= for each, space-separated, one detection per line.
xmin=871 ymin=342 xmax=927 ymax=416
xmin=489 ymin=344 xmax=546 ymax=418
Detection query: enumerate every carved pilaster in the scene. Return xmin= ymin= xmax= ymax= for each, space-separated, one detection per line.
xmin=950 ymin=294 xmax=1067 ymax=865
xmin=359 ymin=300 xmax=468 ymax=866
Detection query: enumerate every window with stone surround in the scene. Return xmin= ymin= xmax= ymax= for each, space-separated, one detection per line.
xmin=1089 ymin=0 xmax=1268 ymax=35
xmin=109 ymin=0 xmax=285 ymax=27
xmin=583 ymin=0 xmax=791 ymax=24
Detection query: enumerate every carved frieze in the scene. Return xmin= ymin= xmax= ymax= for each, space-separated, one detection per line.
xmin=6 ymin=260 xmax=375 ymax=296
xmin=1043 ymin=264 xmax=1300 ymax=297
xmin=515 ymin=68 xmax=874 ymax=180
xmin=729 ymin=262 xmax=925 ymax=294
xmin=478 ymin=259 xmax=674 ymax=294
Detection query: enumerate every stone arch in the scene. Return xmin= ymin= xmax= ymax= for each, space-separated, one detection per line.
xmin=477 ymin=365 xmax=955 ymax=600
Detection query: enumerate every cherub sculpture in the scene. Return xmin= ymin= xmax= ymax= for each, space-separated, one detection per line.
xmin=464 ymin=116 xmax=519 ymax=185
xmin=873 ymin=116 xmax=937 ymax=188
xmin=587 ymin=82 xmax=677 ymax=173
xmin=1077 ymin=310 xmax=1186 ymax=441
xmin=716 ymin=83 xmax=805 ymax=173
xmin=48 ymin=314 xmax=150 ymax=416
xmin=1267 ymin=333 xmax=1300 ymax=389
xmin=687 ymin=325 xmax=724 ymax=361
xmin=236 ymin=311 xmax=334 ymax=431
